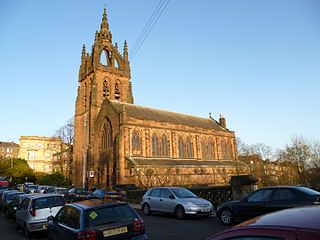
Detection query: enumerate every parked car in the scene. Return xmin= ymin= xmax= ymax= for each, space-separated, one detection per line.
xmin=0 ymin=189 xmax=19 ymax=210
xmin=48 ymin=199 xmax=148 ymax=240
xmin=55 ymin=187 xmax=67 ymax=196
xmin=208 ymin=205 xmax=320 ymax=240
xmin=0 ymin=177 xmax=9 ymax=188
xmin=92 ymin=189 xmax=124 ymax=201
xmin=141 ymin=187 xmax=213 ymax=219
xmin=216 ymin=186 xmax=320 ymax=225
xmin=64 ymin=187 xmax=91 ymax=203
xmin=2 ymin=191 xmax=26 ymax=213
xmin=15 ymin=193 xmax=66 ymax=237
xmin=4 ymin=193 xmax=31 ymax=219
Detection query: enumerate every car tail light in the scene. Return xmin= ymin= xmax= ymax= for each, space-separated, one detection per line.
xmin=29 ymin=200 xmax=36 ymax=217
xmin=77 ymin=230 xmax=96 ymax=240
xmin=133 ymin=219 xmax=145 ymax=233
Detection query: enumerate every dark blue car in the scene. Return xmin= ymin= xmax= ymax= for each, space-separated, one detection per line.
xmin=48 ymin=199 xmax=148 ymax=239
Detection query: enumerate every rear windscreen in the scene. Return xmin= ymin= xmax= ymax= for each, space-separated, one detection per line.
xmin=85 ymin=204 xmax=137 ymax=227
xmin=34 ymin=196 xmax=65 ymax=209
xmin=75 ymin=189 xmax=89 ymax=195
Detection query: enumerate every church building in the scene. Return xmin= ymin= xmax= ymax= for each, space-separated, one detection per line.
xmin=72 ymin=9 xmax=248 ymax=189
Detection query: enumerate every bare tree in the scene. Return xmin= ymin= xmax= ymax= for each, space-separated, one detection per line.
xmin=277 ymin=135 xmax=311 ymax=185
xmin=54 ymin=118 xmax=74 ymax=179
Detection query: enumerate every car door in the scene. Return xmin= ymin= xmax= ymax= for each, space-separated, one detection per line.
xmin=158 ymin=188 xmax=176 ymax=213
xmin=269 ymin=188 xmax=301 ymax=212
xmin=15 ymin=197 xmax=30 ymax=228
xmin=148 ymin=188 xmax=161 ymax=212
xmin=50 ymin=206 xmax=80 ymax=240
xmin=240 ymin=189 xmax=273 ymax=219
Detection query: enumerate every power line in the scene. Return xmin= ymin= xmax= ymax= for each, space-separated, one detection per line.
xmin=130 ymin=0 xmax=170 ymax=62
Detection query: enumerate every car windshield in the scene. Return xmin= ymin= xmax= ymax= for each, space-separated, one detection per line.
xmin=75 ymin=189 xmax=89 ymax=195
xmin=34 ymin=196 xmax=65 ymax=209
xmin=85 ymin=204 xmax=137 ymax=227
xmin=171 ymin=188 xmax=197 ymax=198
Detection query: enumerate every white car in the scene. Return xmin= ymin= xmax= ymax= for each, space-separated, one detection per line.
xmin=141 ymin=187 xmax=213 ymax=219
xmin=15 ymin=193 xmax=65 ymax=237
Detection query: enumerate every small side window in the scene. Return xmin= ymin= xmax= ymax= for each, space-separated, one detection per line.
xmin=150 ymin=189 xmax=161 ymax=197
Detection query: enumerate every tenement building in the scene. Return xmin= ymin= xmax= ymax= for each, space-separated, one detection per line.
xmin=19 ymin=136 xmax=61 ymax=173
xmin=72 ymin=9 xmax=248 ymax=188
xmin=0 ymin=141 xmax=19 ymax=159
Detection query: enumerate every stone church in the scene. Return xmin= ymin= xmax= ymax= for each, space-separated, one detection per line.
xmin=72 ymin=9 xmax=247 ymax=189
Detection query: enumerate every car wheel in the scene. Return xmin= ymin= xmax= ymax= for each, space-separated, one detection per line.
xmin=142 ymin=203 xmax=151 ymax=215
xmin=175 ymin=206 xmax=185 ymax=219
xmin=220 ymin=208 xmax=233 ymax=225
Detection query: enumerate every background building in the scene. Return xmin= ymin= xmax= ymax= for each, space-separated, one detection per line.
xmin=19 ymin=136 xmax=61 ymax=173
xmin=0 ymin=141 xmax=19 ymax=160
xmin=73 ymin=9 xmax=248 ymax=188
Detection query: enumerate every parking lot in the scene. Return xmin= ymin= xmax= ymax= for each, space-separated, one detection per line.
xmin=0 ymin=206 xmax=230 ymax=240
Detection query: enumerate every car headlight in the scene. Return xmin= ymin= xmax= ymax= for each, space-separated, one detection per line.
xmin=186 ymin=202 xmax=198 ymax=208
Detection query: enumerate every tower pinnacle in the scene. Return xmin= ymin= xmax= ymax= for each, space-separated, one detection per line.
xmin=100 ymin=8 xmax=109 ymax=31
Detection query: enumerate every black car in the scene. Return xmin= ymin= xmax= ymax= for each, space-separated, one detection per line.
xmin=48 ymin=199 xmax=148 ymax=239
xmin=64 ymin=187 xmax=92 ymax=203
xmin=4 ymin=193 xmax=29 ymax=218
xmin=216 ymin=186 xmax=320 ymax=225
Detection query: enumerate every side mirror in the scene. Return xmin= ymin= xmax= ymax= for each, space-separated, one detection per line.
xmin=47 ymin=215 xmax=55 ymax=222
xmin=169 ymin=195 xmax=175 ymax=200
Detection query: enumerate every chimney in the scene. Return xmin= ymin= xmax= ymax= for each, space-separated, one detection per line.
xmin=219 ymin=114 xmax=226 ymax=128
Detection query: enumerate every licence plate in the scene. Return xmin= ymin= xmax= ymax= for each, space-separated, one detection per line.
xmin=201 ymin=208 xmax=210 ymax=212
xmin=103 ymin=226 xmax=128 ymax=237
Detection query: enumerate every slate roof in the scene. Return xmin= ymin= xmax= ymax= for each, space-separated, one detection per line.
xmin=110 ymin=100 xmax=226 ymax=131
xmin=126 ymin=157 xmax=247 ymax=168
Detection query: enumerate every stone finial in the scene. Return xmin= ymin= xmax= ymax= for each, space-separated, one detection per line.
xmin=115 ymin=42 xmax=118 ymax=50
xmin=123 ymin=40 xmax=128 ymax=62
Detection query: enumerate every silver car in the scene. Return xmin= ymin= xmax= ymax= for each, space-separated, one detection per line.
xmin=141 ymin=187 xmax=213 ymax=219
xmin=15 ymin=193 xmax=65 ymax=237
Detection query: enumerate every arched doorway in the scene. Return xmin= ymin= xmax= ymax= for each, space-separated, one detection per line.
xmin=98 ymin=117 xmax=113 ymax=189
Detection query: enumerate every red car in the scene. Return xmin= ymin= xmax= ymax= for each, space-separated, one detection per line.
xmin=0 ymin=177 xmax=9 ymax=187
xmin=208 ymin=205 xmax=320 ymax=240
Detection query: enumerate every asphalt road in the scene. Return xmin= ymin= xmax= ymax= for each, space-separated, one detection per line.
xmin=0 ymin=208 xmax=231 ymax=240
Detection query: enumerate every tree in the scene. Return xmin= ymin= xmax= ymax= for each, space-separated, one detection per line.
xmin=277 ymin=136 xmax=311 ymax=185
xmin=0 ymin=158 xmax=35 ymax=183
xmin=54 ymin=117 xmax=74 ymax=179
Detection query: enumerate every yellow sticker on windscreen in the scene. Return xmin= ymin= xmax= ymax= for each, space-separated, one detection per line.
xmin=89 ymin=211 xmax=98 ymax=220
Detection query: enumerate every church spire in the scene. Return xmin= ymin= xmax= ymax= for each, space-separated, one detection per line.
xmin=100 ymin=8 xmax=109 ymax=31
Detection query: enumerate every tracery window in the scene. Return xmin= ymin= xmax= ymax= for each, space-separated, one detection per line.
xmin=186 ymin=137 xmax=193 ymax=158
xmin=201 ymin=141 xmax=207 ymax=160
xmin=152 ymin=133 xmax=160 ymax=157
xmin=115 ymin=82 xmax=121 ymax=100
xmin=208 ymin=139 xmax=215 ymax=160
xmin=101 ymin=120 xmax=112 ymax=150
xmin=221 ymin=139 xmax=227 ymax=159
xmin=103 ymin=80 xmax=110 ymax=99
xmin=226 ymin=140 xmax=233 ymax=159
xmin=178 ymin=136 xmax=185 ymax=159
xmin=161 ymin=134 xmax=169 ymax=157
xmin=132 ymin=130 xmax=141 ymax=156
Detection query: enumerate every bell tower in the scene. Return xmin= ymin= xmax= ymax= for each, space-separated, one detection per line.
xmin=73 ymin=8 xmax=133 ymax=187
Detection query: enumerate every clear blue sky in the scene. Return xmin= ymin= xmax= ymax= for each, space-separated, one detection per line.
xmin=1 ymin=0 xmax=319 ymax=151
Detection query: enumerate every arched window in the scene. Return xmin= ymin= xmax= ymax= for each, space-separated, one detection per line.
xmin=208 ymin=138 xmax=215 ymax=160
xmin=101 ymin=120 xmax=112 ymax=150
xmin=161 ymin=134 xmax=169 ymax=157
xmin=186 ymin=137 xmax=193 ymax=158
xmin=178 ymin=136 xmax=185 ymax=159
xmin=115 ymin=82 xmax=121 ymax=100
xmin=132 ymin=130 xmax=141 ymax=156
xmin=226 ymin=140 xmax=233 ymax=159
xmin=100 ymin=49 xmax=110 ymax=66
xmin=152 ymin=133 xmax=159 ymax=157
xmin=103 ymin=80 xmax=109 ymax=99
xmin=201 ymin=140 xmax=207 ymax=160
xmin=221 ymin=139 xmax=228 ymax=159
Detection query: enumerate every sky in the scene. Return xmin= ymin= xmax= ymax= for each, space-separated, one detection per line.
xmin=1 ymin=0 xmax=319 ymax=152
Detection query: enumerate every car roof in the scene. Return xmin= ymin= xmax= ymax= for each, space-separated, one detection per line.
xmin=71 ymin=199 xmax=125 ymax=210
xmin=25 ymin=193 xmax=62 ymax=199
xmin=237 ymin=206 xmax=320 ymax=230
